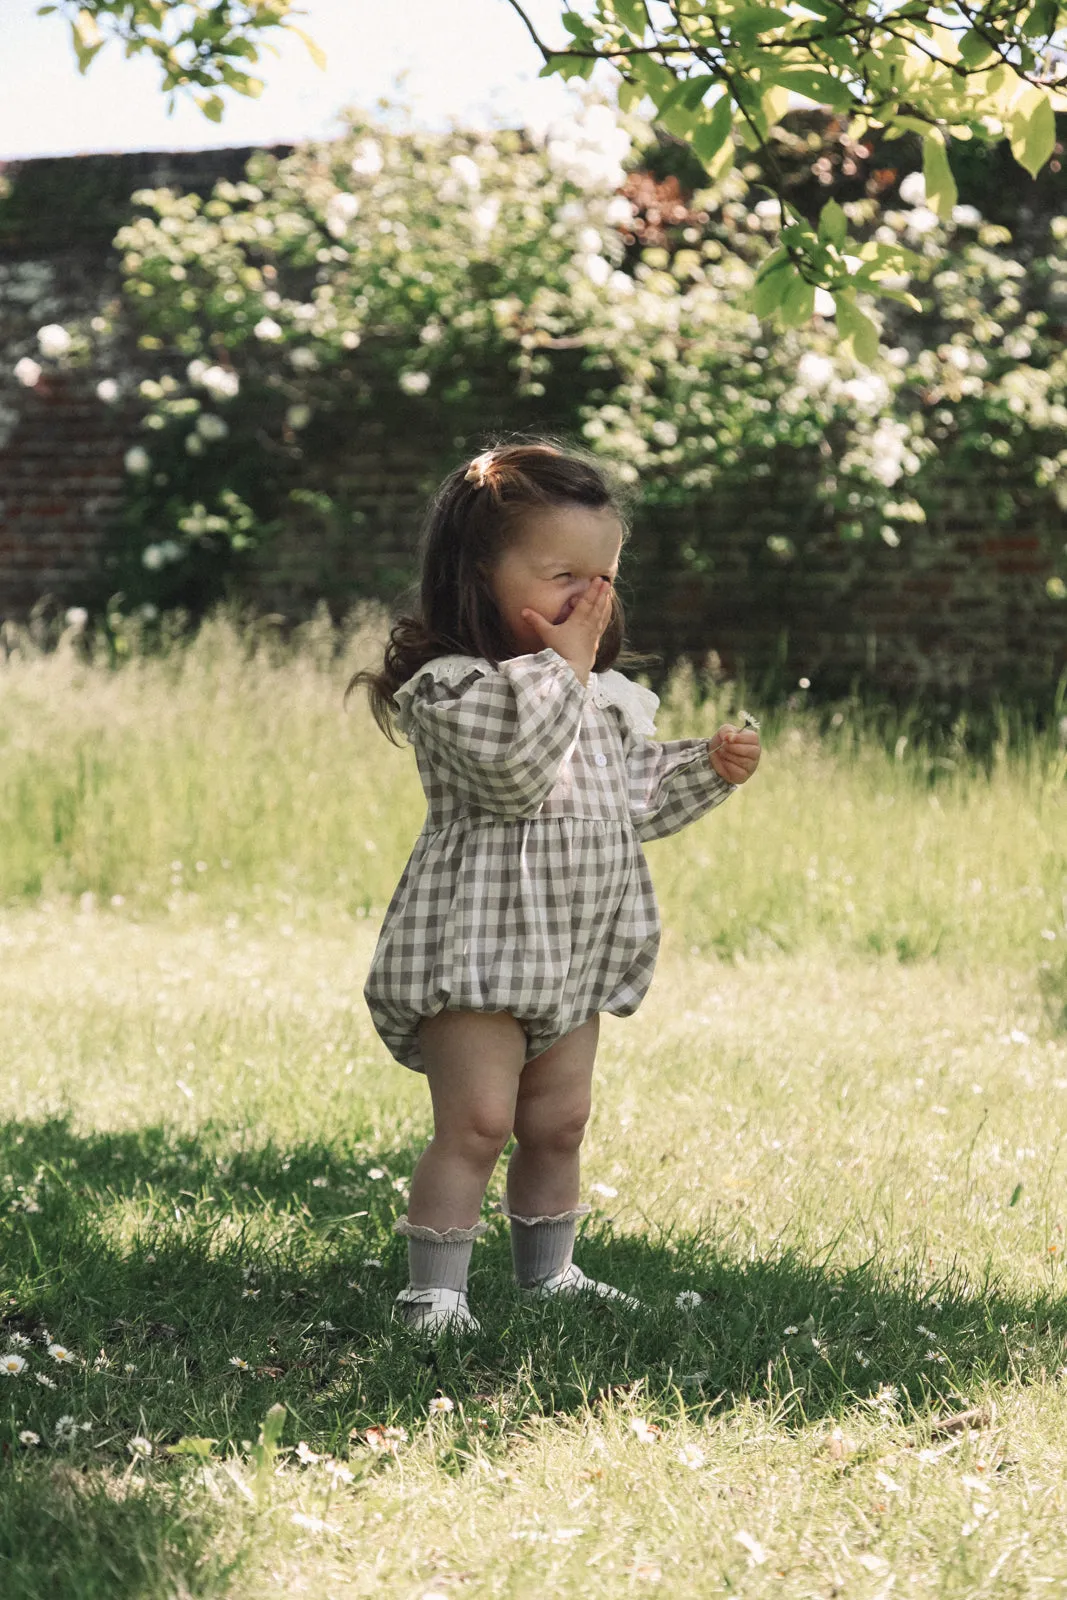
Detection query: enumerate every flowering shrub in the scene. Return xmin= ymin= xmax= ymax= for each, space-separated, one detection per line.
xmin=8 ymin=101 xmax=1067 ymax=611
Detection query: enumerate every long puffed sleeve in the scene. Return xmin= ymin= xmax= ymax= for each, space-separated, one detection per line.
xmin=395 ymin=649 xmax=590 ymax=817
xmin=625 ymin=737 xmax=734 ymax=842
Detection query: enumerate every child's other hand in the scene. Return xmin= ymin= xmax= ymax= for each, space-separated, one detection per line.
xmin=522 ymin=578 xmax=613 ymax=686
xmin=708 ymin=724 xmax=761 ymax=784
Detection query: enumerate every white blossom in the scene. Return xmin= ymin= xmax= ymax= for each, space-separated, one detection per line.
xmin=96 ymin=378 xmax=119 ymax=403
xmin=254 ymin=317 xmax=284 ymax=341
xmin=399 ymin=370 xmax=430 ymax=395
xmin=898 ymin=172 xmax=926 ymax=207
xmin=797 ymin=352 xmax=835 ymax=389
xmin=813 ymin=287 xmax=836 ymax=317
xmin=905 ymin=207 xmax=941 ymax=238
xmin=325 ymin=191 xmax=361 ymax=237
xmin=196 ymin=413 xmax=229 ymax=441
xmin=124 ymin=445 xmax=151 ymax=475
xmin=37 ymin=323 xmax=72 ymax=358
xmin=472 ymin=199 xmax=501 ymax=240
xmin=200 ymin=364 xmax=240 ymax=399
xmin=14 ymin=357 xmax=42 ymax=387
xmin=351 ymin=139 xmax=384 ymax=177
xmin=286 ymin=403 xmax=312 ymax=430
xmin=449 ymin=155 xmax=481 ymax=190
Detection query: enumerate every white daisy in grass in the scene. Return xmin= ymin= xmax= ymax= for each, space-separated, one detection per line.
xmin=677 ymin=1443 xmax=706 ymax=1469
xmin=428 ymin=1395 xmax=454 ymax=1415
xmin=629 ymin=1417 xmax=661 ymax=1443
xmin=295 ymin=1441 xmax=323 ymax=1464
xmin=127 ymin=1436 xmax=153 ymax=1458
xmin=35 ymin=1374 xmax=57 ymax=1389
xmin=7 ymin=1333 xmax=31 ymax=1349
xmin=1 ymin=1354 xmax=27 ymax=1376
xmin=229 ymin=1356 xmax=249 ymax=1371
xmin=290 ymin=1511 xmax=336 ymax=1534
xmin=48 ymin=1344 xmax=77 ymax=1365
xmin=590 ymin=1182 xmax=618 ymax=1199
xmin=325 ymin=1460 xmax=354 ymax=1485
xmin=675 ymin=1291 xmax=703 ymax=1310
xmin=362 ymin=1259 xmax=382 ymax=1269
xmin=54 ymin=1415 xmax=78 ymax=1442
xmin=18 ymin=1430 xmax=39 ymax=1446
xmin=242 ymin=1288 xmax=260 ymax=1299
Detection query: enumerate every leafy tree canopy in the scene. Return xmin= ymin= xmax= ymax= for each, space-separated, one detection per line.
xmin=508 ymin=0 xmax=1067 ymax=350
xmin=39 ymin=1 xmax=324 ymax=121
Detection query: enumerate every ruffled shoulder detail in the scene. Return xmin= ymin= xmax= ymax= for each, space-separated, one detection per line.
xmin=590 ymin=669 xmax=659 ymax=738
xmin=392 ymin=654 xmax=491 ymax=734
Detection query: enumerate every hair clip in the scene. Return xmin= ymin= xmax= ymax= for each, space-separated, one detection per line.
xmin=464 ymin=451 xmax=494 ymax=487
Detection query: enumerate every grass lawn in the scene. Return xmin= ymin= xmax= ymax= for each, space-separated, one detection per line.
xmin=1 ymin=616 xmax=1066 ymax=1597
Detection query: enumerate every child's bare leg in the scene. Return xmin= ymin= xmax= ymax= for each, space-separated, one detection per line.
xmin=507 ymin=1015 xmax=598 ymax=1217
xmin=505 ymin=1016 xmax=635 ymax=1303
xmin=406 ymin=1010 xmax=526 ymax=1230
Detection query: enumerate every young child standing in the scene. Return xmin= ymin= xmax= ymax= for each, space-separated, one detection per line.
xmin=353 ymin=443 xmax=760 ymax=1334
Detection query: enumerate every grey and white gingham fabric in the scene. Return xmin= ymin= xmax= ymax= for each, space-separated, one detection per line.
xmin=364 ymin=647 xmax=734 ymax=1072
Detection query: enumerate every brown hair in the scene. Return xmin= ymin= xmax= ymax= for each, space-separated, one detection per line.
xmin=349 ymin=441 xmax=630 ymax=741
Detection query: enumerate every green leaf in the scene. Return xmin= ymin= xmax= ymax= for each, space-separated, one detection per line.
xmin=195 ymin=93 xmax=226 ymax=122
xmin=761 ymin=84 xmax=791 ymax=130
xmin=957 ymin=29 xmax=996 ymax=68
xmin=1010 ymin=88 xmax=1056 ymax=179
xmin=778 ymin=271 xmax=816 ymax=328
xmin=731 ymin=6 xmax=789 ymax=45
xmin=1009 ymin=1181 xmax=1023 ymax=1207
xmin=834 ymin=293 xmax=879 ymax=365
xmin=691 ymin=94 xmax=734 ymax=169
xmin=539 ymin=51 xmax=596 ymax=81
xmin=751 ymin=250 xmax=793 ymax=318
xmin=818 ymin=198 xmax=848 ymax=249
xmin=36 ymin=4 xmax=58 ymax=13
xmin=922 ymin=132 xmax=957 ymax=220
xmin=70 ymin=7 xmax=105 ymax=71
xmin=656 ymin=74 xmax=719 ymax=137
xmin=772 ymin=69 xmax=854 ymax=112
xmin=288 ymin=25 xmax=326 ymax=71
xmin=612 ymin=0 xmax=646 ymax=32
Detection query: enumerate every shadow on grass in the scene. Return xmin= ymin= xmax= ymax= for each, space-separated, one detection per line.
xmin=2 ymin=1112 xmax=1066 ymax=1596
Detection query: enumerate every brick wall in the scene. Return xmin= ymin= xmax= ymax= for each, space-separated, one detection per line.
xmin=0 ymin=146 xmax=1064 ymax=706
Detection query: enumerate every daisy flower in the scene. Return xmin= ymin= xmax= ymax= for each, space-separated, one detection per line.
xmin=428 ymin=1395 xmax=454 ymax=1415
xmin=48 ymin=1344 xmax=77 ymax=1365
xmin=229 ymin=1356 xmax=249 ymax=1371
xmin=35 ymin=1374 xmax=57 ymax=1390
xmin=127 ymin=1436 xmax=153 ymax=1457
xmin=1 ymin=1354 xmax=27 ymax=1377
xmin=18 ymin=1430 xmax=39 ymax=1445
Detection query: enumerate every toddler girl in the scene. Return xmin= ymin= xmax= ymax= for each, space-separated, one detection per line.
xmin=353 ymin=443 xmax=760 ymax=1333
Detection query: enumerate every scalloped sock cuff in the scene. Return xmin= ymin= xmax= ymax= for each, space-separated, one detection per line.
xmin=393 ymin=1215 xmax=487 ymax=1293
xmin=506 ymin=1205 xmax=590 ymax=1288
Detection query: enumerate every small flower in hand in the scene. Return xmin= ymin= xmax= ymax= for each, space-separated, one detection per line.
xmin=708 ymin=712 xmax=761 ymax=784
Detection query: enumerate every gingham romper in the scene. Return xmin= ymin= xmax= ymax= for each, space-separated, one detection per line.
xmin=364 ymin=647 xmax=734 ymax=1073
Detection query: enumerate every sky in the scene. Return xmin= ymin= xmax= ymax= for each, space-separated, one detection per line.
xmin=0 ymin=0 xmax=589 ymax=160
